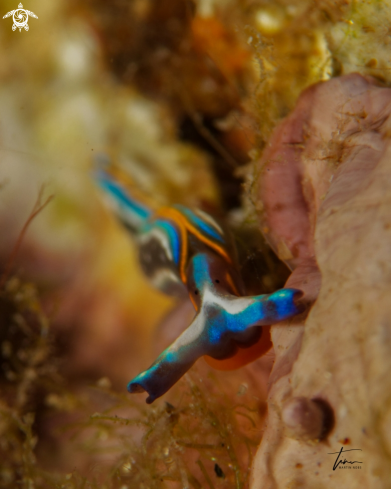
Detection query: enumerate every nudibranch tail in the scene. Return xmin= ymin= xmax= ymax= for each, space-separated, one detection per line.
xmin=94 ymin=167 xmax=154 ymax=233
xmin=128 ymin=284 xmax=303 ymax=403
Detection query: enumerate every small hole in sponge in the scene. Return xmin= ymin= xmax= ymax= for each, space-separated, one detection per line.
xmin=215 ymin=279 xmax=220 ymax=283
xmin=312 ymin=398 xmax=335 ymax=440
xmin=194 ymin=290 xmax=198 ymax=295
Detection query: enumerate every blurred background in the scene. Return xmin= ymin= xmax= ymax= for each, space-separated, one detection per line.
xmin=0 ymin=0 xmax=390 ymax=487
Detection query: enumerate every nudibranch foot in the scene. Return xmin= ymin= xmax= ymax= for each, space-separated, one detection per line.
xmin=128 ymin=286 xmax=303 ymax=403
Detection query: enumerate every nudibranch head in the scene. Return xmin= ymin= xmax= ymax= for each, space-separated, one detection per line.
xmin=186 ymin=251 xmax=244 ymax=309
xmin=127 ymin=252 xmax=303 ymax=403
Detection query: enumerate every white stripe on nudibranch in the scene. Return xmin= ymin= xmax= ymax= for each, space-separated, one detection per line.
xmin=166 ymin=288 xmax=255 ymax=353
xmin=149 ymin=268 xmax=182 ymax=290
xmin=168 ymin=312 xmax=205 ymax=351
xmin=168 ymin=288 xmax=261 ymax=352
xmin=138 ymin=228 xmax=173 ymax=261
xmin=201 ymin=287 xmax=254 ymax=315
xmin=193 ymin=209 xmax=224 ymax=235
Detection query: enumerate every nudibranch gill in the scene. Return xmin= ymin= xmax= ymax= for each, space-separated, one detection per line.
xmin=95 ymin=167 xmax=303 ymax=403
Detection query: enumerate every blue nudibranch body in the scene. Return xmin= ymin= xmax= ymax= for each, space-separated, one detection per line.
xmin=95 ymin=167 xmax=303 ymax=403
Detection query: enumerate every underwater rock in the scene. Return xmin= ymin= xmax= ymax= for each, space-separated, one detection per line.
xmin=252 ymin=74 xmax=391 ymax=488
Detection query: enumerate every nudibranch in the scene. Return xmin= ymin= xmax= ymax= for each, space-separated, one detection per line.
xmin=95 ymin=167 xmax=303 ymax=403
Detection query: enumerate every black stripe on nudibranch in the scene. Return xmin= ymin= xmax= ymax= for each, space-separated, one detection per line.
xmin=137 ymin=235 xmax=186 ymax=297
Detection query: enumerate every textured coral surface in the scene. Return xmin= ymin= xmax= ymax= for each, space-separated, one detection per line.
xmin=252 ymin=74 xmax=391 ymax=488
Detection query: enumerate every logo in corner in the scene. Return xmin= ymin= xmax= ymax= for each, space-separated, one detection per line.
xmin=3 ymin=3 xmax=38 ymax=32
xmin=328 ymin=446 xmax=363 ymax=470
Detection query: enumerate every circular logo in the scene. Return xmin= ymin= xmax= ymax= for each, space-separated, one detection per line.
xmin=12 ymin=8 xmax=28 ymax=31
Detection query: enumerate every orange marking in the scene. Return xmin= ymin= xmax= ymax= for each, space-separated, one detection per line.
xmin=157 ymin=207 xmax=231 ymax=265
xmin=153 ymin=209 xmax=188 ymax=284
xmin=155 ymin=206 xmax=236 ymax=310
xmin=178 ymin=220 xmax=188 ymax=284
xmin=225 ymin=272 xmax=240 ymax=297
xmin=203 ymin=326 xmax=272 ymax=371
xmin=185 ymin=220 xmax=232 ymax=264
xmin=188 ymin=292 xmax=199 ymax=311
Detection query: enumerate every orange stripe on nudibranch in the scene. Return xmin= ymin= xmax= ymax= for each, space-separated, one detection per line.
xmin=154 ymin=209 xmax=189 ymax=284
xmin=156 ymin=206 xmax=232 ymax=267
xmin=225 ymin=271 xmax=240 ymax=297
xmin=184 ymin=220 xmax=232 ymax=264
xmin=188 ymin=292 xmax=199 ymax=311
xmin=154 ymin=208 xmax=189 ymax=283
xmin=177 ymin=220 xmax=188 ymax=284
